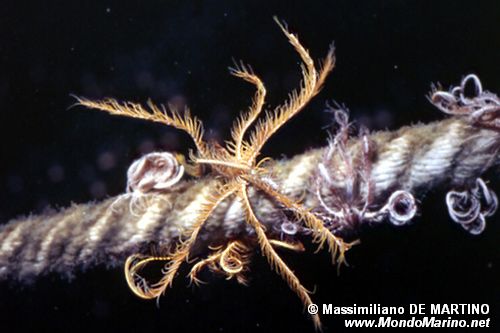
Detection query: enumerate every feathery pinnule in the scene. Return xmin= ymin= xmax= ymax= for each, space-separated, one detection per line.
xmin=245 ymin=18 xmax=336 ymax=164
xmin=240 ymin=182 xmax=322 ymax=331
xmin=228 ymin=61 xmax=267 ymax=160
xmin=74 ymin=97 xmax=206 ymax=155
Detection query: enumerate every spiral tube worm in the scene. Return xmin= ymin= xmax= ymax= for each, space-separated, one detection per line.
xmin=0 ymin=74 xmax=498 ymax=282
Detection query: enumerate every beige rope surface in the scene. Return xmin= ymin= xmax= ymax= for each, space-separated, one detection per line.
xmin=0 ymin=113 xmax=498 ymax=281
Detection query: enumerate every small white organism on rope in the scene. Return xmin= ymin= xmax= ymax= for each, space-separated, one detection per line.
xmin=446 ymin=178 xmax=498 ymax=235
xmin=111 ymin=152 xmax=183 ymax=216
xmin=431 ymin=74 xmax=500 ymax=130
